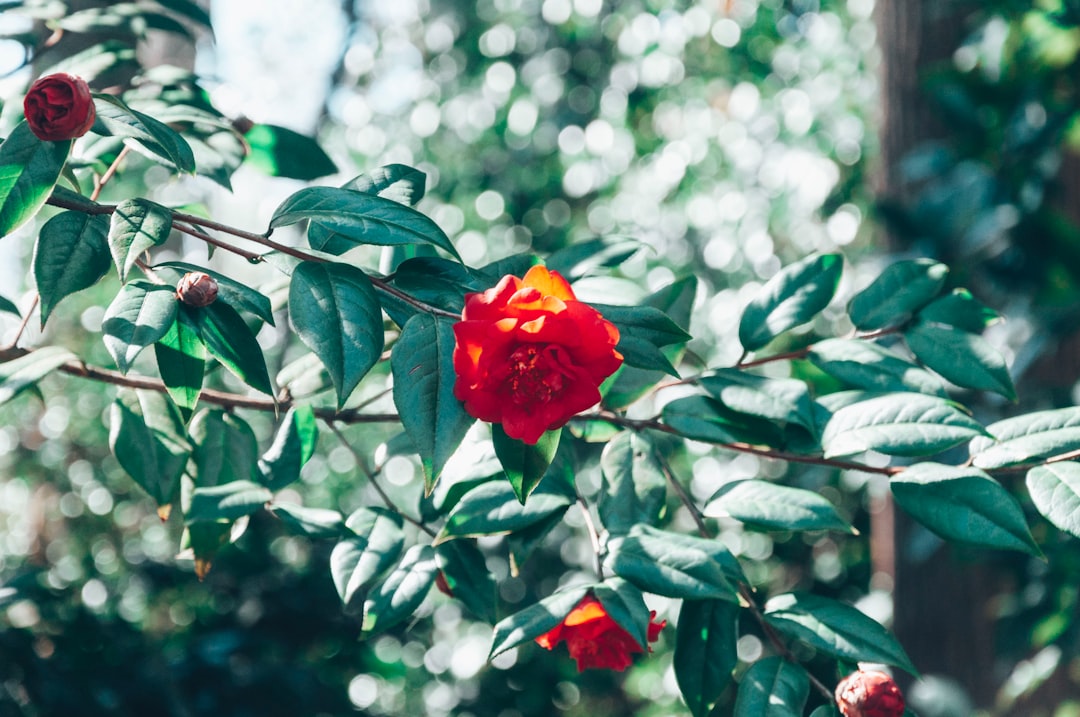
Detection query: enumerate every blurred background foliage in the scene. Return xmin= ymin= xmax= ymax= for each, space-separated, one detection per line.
xmin=0 ymin=0 xmax=1079 ymax=715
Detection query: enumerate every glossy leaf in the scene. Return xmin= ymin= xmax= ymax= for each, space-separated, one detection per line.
xmin=243 ymin=123 xmax=337 ymax=180
xmin=188 ymin=410 xmax=259 ymax=486
xmin=0 ymin=346 xmax=75 ymax=405
xmin=492 ymin=425 xmax=561 ymax=504
xmin=662 ymin=395 xmax=782 ymax=447
xmin=186 ymin=480 xmax=271 ymax=523
xmin=489 ymin=585 xmax=590 ymax=659
xmin=904 ymin=321 xmax=1015 ymax=400
xmin=342 ymin=163 xmax=427 ymax=205
xmin=591 ymin=303 xmax=692 ymax=376
xmin=93 ymin=94 xmax=196 ymax=173
xmin=764 ymin=592 xmax=917 ymax=674
xmin=598 ymin=431 xmax=667 ymax=536
xmin=891 ymin=463 xmax=1040 ymax=556
xmin=821 ymin=393 xmax=986 ymax=458
xmin=1026 ymin=463 xmax=1080 ymax=539
xmin=738 ymin=252 xmax=843 ymax=351
xmin=108 ymin=198 xmax=172 ymax=281
xmin=918 ymin=288 xmax=999 ymax=333
xmin=191 ymin=302 xmax=273 ymax=395
xmin=154 ymin=309 xmax=205 ymax=420
xmin=257 ymin=405 xmax=319 ymax=491
xmin=155 ymin=262 xmax=275 ymax=325
xmin=269 ymin=502 xmax=346 ymax=539
xmin=604 ymin=525 xmax=740 ymax=601
xmin=808 ymin=338 xmax=946 ymax=396
xmin=698 ymin=369 xmax=816 ymax=432
xmin=0 ymin=295 xmax=18 ymax=317
xmin=363 ymin=544 xmax=439 ymax=635
xmin=592 ymin=578 xmax=652 ymax=651
xmin=109 ymin=389 xmax=190 ymax=508
xmin=848 ymin=259 xmax=948 ymax=331
xmin=733 ymin=656 xmax=809 ymax=717
xmin=289 ymin=261 xmax=383 ymax=408
xmin=102 ymin=281 xmax=178 ymax=373
xmin=970 ymin=407 xmax=1080 ymax=469
xmin=436 ymin=480 xmax=573 ymax=542
xmin=330 ymin=507 xmax=406 ymax=606
xmin=675 ymin=599 xmax=739 ymax=717
xmin=705 ymin=479 xmax=854 ymax=534
xmin=0 ymin=122 xmax=70 ymax=238
xmin=391 ymin=313 xmax=474 ymax=491
xmin=33 ymin=211 xmax=111 ymax=327
xmin=546 ymin=235 xmax=641 ymax=280
xmin=435 ymin=540 xmax=498 ymax=623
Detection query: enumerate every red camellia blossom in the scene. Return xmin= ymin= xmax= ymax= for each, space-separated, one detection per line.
xmin=452 ymin=265 xmax=622 ymax=444
xmin=23 ymin=73 xmax=96 ymax=142
xmin=835 ymin=670 xmax=906 ymax=717
xmin=534 ymin=595 xmax=665 ymax=672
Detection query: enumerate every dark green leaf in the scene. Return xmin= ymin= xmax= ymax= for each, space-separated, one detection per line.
xmin=970 ymin=407 xmax=1080 ymax=469
xmin=386 ymin=256 xmax=480 ymax=318
xmin=33 ymin=211 xmax=111 ymax=327
xmin=257 ymin=405 xmax=319 ymax=491
xmin=675 ymin=599 xmax=739 ymax=717
xmin=891 ymin=462 xmax=1040 ymax=556
xmin=244 ymin=123 xmax=337 ymax=180
xmin=342 ymin=164 xmax=427 ymax=205
xmin=92 ymin=94 xmax=196 ymax=173
xmin=0 ymin=346 xmax=76 ymax=405
xmin=435 ymin=540 xmax=498 ymax=623
xmin=154 ymin=308 xmax=205 ymax=419
xmin=188 ymin=409 xmax=259 ymax=486
xmin=662 ymin=395 xmax=782 ymax=447
xmin=109 ymin=389 xmax=190 ymax=508
xmin=808 ymin=338 xmax=946 ymax=396
xmin=363 ymin=544 xmax=438 ymax=635
xmin=591 ymin=303 xmax=692 ymax=376
xmin=492 ymin=425 xmax=561 ymax=504
xmin=698 ymin=369 xmax=816 ymax=432
xmin=1026 ymin=463 xmax=1080 ymax=540
xmin=269 ymin=502 xmax=346 ymax=539
xmin=289 ymin=261 xmax=383 ymax=408
xmin=764 ymin=593 xmax=917 ymax=674
xmin=733 ymin=657 xmax=809 ymax=717
xmin=0 ymin=294 xmax=18 ymax=317
xmin=436 ymin=480 xmax=572 ymax=542
xmin=738 ymin=253 xmax=843 ymax=351
xmin=190 ymin=302 xmax=273 ymax=395
xmin=489 ymin=585 xmax=590 ymax=659
xmin=918 ymin=289 xmax=999 ymax=333
xmin=102 ymin=281 xmax=178 ymax=373
xmin=598 ymin=431 xmax=667 ymax=536
xmin=546 ymin=236 xmax=642 ymax=280
xmin=108 ymin=198 xmax=172 ymax=281
xmin=186 ymin=480 xmax=271 ymax=523
xmin=605 ymin=525 xmax=740 ymax=601
xmin=155 ymin=262 xmax=275 ymax=326
xmin=705 ymin=480 xmax=854 ymax=534
xmin=592 ymin=578 xmax=652 ymax=651
xmin=0 ymin=121 xmax=70 ymax=238
xmin=330 ymin=507 xmax=405 ymax=606
xmin=848 ymin=259 xmax=948 ymax=331
xmin=391 ymin=313 xmax=475 ymax=492
xmin=821 ymin=393 xmax=986 ymax=458
xmin=904 ymin=321 xmax=1015 ymax=400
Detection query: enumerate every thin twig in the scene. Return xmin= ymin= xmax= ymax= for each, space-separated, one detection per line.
xmin=90 ymin=145 xmax=131 ymax=202
xmin=3 ymin=294 xmax=38 ymax=350
xmin=576 ymin=495 xmax=605 ymax=579
xmin=655 ymin=450 xmax=711 ymax=539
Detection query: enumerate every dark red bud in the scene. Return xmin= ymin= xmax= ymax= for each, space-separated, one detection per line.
xmin=176 ymin=272 xmax=219 ymax=307
xmin=835 ymin=670 xmax=906 ymax=717
xmin=23 ymin=73 xmax=96 ymax=142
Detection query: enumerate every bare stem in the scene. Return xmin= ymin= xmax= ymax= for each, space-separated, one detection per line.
xmin=90 ymin=145 xmax=131 ymax=202
xmin=3 ymin=294 xmax=39 ymax=350
xmin=576 ymin=495 xmax=605 ymax=579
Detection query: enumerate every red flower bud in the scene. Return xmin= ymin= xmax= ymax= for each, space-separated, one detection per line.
xmin=176 ymin=272 xmax=219 ymax=307
xmin=835 ymin=670 xmax=906 ymax=717
xmin=23 ymin=73 xmax=96 ymax=142
xmin=534 ymin=594 xmax=665 ymax=672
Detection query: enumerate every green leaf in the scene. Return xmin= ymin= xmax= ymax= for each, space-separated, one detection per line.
xmin=970 ymin=407 xmax=1080 ymax=469
xmin=848 ymin=259 xmax=948 ymax=331
xmin=738 ymin=253 xmax=843 ymax=351
xmin=154 ymin=308 xmax=205 ymax=420
xmin=270 ymin=186 xmax=460 ymax=260
xmin=188 ymin=409 xmax=259 ymax=486
xmin=33 ymin=211 xmax=111 ymax=327
xmin=186 ymin=480 xmax=272 ymax=523
xmin=489 ymin=585 xmax=590 ymax=659
xmin=243 ymin=123 xmax=336 ymax=180
xmin=546 ymin=236 xmax=641 ymax=280
xmin=92 ymin=94 xmax=196 ymax=174
xmin=1026 ymin=463 xmax=1080 ymax=540
xmin=592 ymin=578 xmax=652 ymax=651
xmin=108 ymin=198 xmax=172 ymax=281
xmin=268 ymin=502 xmax=346 ymax=539
xmin=289 ymin=261 xmax=383 ymax=408
xmin=492 ymin=425 xmax=561 ymax=504
xmin=698 ymin=369 xmax=816 ymax=432
xmin=436 ymin=479 xmax=573 ymax=542
xmin=257 ymin=405 xmax=318 ymax=491
xmin=102 ymin=281 xmax=178 ymax=373
xmin=190 ymin=302 xmax=273 ymax=395
xmin=662 ymin=395 xmax=782 ymax=447
xmin=330 ymin=507 xmax=406 ymax=606
xmin=821 ymin=393 xmax=986 ymax=458
xmin=362 ymin=544 xmax=439 ymax=635
xmin=675 ymin=599 xmax=739 ymax=717
xmin=705 ymin=480 xmax=854 ymax=534
xmin=598 ymin=431 xmax=667 ymax=536
xmin=435 ymin=540 xmax=498 ymax=623
xmin=918 ymin=289 xmax=999 ymax=333
xmin=391 ymin=313 xmax=475 ymax=491
xmin=605 ymin=525 xmax=740 ymax=601
xmin=0 ymin=121 xmax=70 ymax=238
xmin=808 ymin=338 xmax=946 ymax=396
xmin=764 ymin=593 xmax=917 ymax=674
xmin=154 ymin=262 xmax=275 ymax=325
xmin=0 ymin=346 xmax=76 ymax=405
xmin=0 ymin=294 xmax=18 ymax=317
xmin=591 ymin=303 xmax=692 ymax=376
xmin=733 ymin=657 xmax=809 ymax=717
xmin=904 ymin=321 xmax=1015 ymax=400
xmin=342 ymin=164 xmax=428 ymax=205
xmin=109 ymin=389 xmax=190 ymax=508
xmin=891 ymin=462 xmax=1040 ymax=556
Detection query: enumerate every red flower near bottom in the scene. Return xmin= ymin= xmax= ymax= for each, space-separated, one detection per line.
xmin=535 ymin=595 xmax=665 ymax=672
xmin=835 ymin=670 xmax=906 ymax=717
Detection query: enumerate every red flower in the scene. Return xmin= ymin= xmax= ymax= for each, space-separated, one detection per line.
xmin=835 ymin=670 xmax=906 ymax=717
xmin=534 ymin=595 xmax=665 ymax=672
xmin=452 ymin=265 xmax=622 ymax=444
xmin=23 ymin=73 xmax=96 ymax=142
